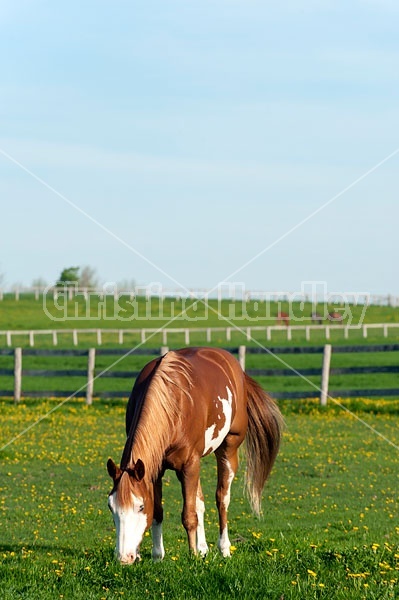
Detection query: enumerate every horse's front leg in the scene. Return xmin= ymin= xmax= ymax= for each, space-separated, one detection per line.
xmin=177 ymin=457 xmax=201 ymax=554
xmin=196 ymin=479 xmax=209 ymax=556
xmin=152 ymin=475 xmax=165 ymax=561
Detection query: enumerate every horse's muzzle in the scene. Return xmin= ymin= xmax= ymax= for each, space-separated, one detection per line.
xmin=119 ymin=552 xmax=141 ymax=565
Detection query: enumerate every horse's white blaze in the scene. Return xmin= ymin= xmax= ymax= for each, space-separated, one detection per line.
xmin=196 ymin=495 xmax=209 ymax=555
xmin=151 ymin=520 xmax=165 ymax=561
xmin=108 ymin=492 xmax=147 ymax=564
xmin=203 ymin=386 xmax=233 ymax=455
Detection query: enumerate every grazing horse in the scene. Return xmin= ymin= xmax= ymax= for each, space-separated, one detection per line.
xmin=107 ymin=347 xmax=283 ymax=564
xmin=276 ymin=311 xmax=290 ymax=326
xmin=328 ymin=311 xmax=344 ymax=324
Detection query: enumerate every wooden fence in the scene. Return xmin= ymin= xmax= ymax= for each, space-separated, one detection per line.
xmin=1 ymin=344 xmax=399 ymax=405
xmin=1 ymin=323 xmax=399 ymax=348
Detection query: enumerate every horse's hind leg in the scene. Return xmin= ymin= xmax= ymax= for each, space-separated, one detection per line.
xmin=215 ymin=443 xmax=239 ymax=557
xmin=196 ymin=479 xmax=209 ymax=555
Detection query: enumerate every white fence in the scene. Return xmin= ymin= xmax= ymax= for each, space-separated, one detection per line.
xmin=1 ymin=323 xmax=399 ymax=347
xmin=0 ymin=286 xmax=398 ymax=306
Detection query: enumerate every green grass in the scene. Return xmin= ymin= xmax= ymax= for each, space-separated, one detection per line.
xmin=0 ymin=295 xmax=398 ymax=353
xmin=1 ymin=399 xmax=399 ymax=599
xmin=0 ymin=295 xmax=398 ymax=329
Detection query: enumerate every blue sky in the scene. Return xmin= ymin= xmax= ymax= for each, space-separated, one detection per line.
xmin=1 ymin=0 xmax=398 ymax=295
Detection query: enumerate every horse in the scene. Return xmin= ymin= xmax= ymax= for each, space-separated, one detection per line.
xmin=328 ymin=311 xmax=344 ymax=324
xmin=276 ymin=311 xmax=290 ymax=326
xmin=107 ymin=346 xmax=283 ymax=564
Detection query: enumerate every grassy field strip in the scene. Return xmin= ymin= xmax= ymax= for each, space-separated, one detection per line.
xmin=1 ymin=400 xmax=399 ymax=599
xmin=0 ymin=296 xmax=398 ymax=329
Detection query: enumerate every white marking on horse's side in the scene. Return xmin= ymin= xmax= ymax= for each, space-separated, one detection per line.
xmin=151 ymin=520 xmax=165 ymax=561
xmin=196 ymin=495 xmax=209 ymax=555
xmin=108 ymin=491 xmax=148 ymax=564
xmin=203 ymin=386 xmax=233 ymax=455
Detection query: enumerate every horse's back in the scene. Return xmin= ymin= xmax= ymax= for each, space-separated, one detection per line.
xmin=127 ymin=347 xmax=247 ymax=460
xmin=172 ymin=347 xmax=247 ymax=457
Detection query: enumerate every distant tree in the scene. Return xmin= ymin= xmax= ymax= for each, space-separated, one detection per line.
xmin=57 ymin=267 xmax=80 ymax=287
xmin=79 ymin=265 xmax=99 ymax=289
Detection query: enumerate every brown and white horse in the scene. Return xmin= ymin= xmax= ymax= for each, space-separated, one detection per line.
xmin=276 ymin=311 xmax=290 ymax=326
xmin=328 ymin=311 xmax=344 ymax=324
xmin=107 ymin=347 xmax=283 ymax=564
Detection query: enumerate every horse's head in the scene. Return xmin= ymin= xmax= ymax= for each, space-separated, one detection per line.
xmin=107 ymin=458 xmax=153 ymax=564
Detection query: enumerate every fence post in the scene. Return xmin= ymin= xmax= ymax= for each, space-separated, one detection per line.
xmin=160 ymin=346 xmax=169 ymax=356
xmin=14 ymin=347 xmax=22 ymax=404
xmin=86 ymin=348 xmax=96 ymax=405
xmin=320 ymin=344 xmax=332 ymax=407
xmin=238 ymin=345 xmax=246 ymax=372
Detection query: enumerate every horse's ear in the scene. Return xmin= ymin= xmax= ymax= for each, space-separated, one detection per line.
xmin=107 ymin=458 xmax=121 ymax=480
xmin=134 ymin=459 xmax=145 ymax=482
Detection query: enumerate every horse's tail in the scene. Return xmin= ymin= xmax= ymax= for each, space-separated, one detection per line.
xmin=244 ymin=373 xmax=284 ymax=516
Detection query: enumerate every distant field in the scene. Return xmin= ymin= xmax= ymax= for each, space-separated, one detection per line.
xmin=1 ymin=399 xmax=399 ymax=599
xmin=0 ymin=295 xmax=398 ymax=350
xmin=0 ymin=295 xmax=398 ymax=330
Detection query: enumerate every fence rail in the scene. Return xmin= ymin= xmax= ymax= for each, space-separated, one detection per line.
xmin=0 ymin=286 xmax=398 ymax=306
xmin=1 ymin=344 xmax=398 ymax=405
xmin=1 ymin=323 xmax=399 ymax=348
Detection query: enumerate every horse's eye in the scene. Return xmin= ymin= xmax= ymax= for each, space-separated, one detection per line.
xmin=139 ymin=504 xmax=144 ymax=513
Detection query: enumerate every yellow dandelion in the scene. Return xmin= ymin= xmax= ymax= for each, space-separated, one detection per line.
xmin=307 ymin=569 xmax=317 ymax=578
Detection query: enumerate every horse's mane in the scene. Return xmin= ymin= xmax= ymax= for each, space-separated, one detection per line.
xmin=124 ymin=351 xmax=193 ymax=482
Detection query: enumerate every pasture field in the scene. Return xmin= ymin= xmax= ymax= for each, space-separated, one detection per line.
xmin=1 ymin=398 xmax=399 ymax=599
xmin=0 ymin=295 xmax=398 ymax=336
